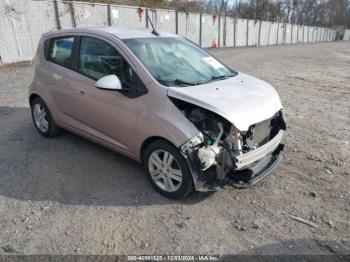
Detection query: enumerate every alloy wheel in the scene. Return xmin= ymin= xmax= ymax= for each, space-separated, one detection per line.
xmin=33 ymin=103 xmax=49 ymax=133
xmin=148 ymin=150 xmax=183 ymax=192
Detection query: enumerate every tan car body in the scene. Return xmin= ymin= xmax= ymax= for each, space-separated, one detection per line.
xmin=29 ymin=28 xmax=198 ymax=162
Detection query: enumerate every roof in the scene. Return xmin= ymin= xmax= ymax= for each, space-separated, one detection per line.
xmin=45 ymin=27 xmax=179 ymax=40
xmin=93 ymin=27 xmax=179 ymax=39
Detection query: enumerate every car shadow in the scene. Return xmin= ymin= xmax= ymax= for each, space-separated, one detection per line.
xmin=0 ymin=106 xmax=213 ymax=207
xmin=221 ymin=238 xmax=349 ymax=261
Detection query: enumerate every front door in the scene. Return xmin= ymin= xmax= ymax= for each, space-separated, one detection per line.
xmin=53 ymin=35 xmax=147 ymax=156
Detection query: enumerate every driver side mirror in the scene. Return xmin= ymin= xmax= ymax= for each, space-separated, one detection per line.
xmin=95 ymin=75 xmax=122 ymax=91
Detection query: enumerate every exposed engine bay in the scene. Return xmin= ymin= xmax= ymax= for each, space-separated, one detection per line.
xmin=171 ymin=98 xmax=286 ymax=190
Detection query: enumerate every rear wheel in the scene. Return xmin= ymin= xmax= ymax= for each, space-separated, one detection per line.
xmin=143 ymin=140 xmax=194 ymax=199
xmin=30 ymin=97 xmax=61 ymax=137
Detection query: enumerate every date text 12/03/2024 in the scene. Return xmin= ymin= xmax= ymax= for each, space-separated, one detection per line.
xmin=127 ymin=255 xmax=220 ymax=261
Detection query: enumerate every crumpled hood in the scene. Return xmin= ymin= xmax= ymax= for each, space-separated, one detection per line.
xmin=167 ymin=72 xmax=283 ymax=131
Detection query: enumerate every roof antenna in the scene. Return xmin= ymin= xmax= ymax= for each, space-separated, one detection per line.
xmin=146 ymin=12 xmax=159 ymax=36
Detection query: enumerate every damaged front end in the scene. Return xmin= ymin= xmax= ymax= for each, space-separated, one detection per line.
xmin=174 ymin=98 xmax=286 ymax=191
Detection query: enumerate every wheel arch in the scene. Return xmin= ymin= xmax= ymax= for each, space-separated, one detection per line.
xmin=29 ymin=93 xmax=40 ymax=105
xmin=139 ymin=136 xmax=178 ymax=164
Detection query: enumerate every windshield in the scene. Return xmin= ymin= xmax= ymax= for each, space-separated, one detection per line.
xmin=123 ymin=37 xmax=236 ymax=87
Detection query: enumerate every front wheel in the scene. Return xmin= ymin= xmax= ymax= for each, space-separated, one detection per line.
xmin=143 ymin=140 xmax=194 ymax=199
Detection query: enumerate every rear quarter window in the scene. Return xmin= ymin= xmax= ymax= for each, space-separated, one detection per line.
xmin=48 ymin=36 xmax=75 ymax=68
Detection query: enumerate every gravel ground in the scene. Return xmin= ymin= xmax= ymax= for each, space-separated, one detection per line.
xmin=0 ymin=42 xmax=349 ymax=256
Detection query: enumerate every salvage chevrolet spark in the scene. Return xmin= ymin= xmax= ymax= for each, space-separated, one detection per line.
xmin=29 ymin=27 xmax=286 ymax=198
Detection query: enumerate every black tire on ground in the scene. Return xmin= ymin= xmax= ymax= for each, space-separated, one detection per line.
xmin=143 ymin=140 xmax=194 ymax=199
xmin=30 ymin=97 xmax=61 ymax=137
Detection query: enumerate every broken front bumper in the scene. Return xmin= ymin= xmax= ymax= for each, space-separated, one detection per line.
xmin=183 ymin=130 xmax=285 ymax=192
xmin=236 ymin=129 xmax=284 ymax=170
xmin=226 ymin=143 xmax=284 ymax=188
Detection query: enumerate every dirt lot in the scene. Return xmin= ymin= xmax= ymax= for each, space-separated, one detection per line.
xmin=0 ymin=42 xmax=349 ymax=256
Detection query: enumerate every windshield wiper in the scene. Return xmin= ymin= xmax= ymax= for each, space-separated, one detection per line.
xmin=200 ymin=73 xmax=236 ymax=84
xmin=173 ymin=79 xmax=196 ymax=86
xmin=211 ymin=74 xmax=236 ymax=80
xmin=157 ymin=78 xmax=197 ymax=87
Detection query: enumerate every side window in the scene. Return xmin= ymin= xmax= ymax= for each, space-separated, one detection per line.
xmin=79 ymin=37 xmax=133 ymax=83
xmin=48 ymin=37 xmax=75 ymax=68
xmin=44 ymin=39 xmax=50 ymax=59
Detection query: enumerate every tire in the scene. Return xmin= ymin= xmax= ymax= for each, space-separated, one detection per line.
xmin=143 ymin=140 xmax=194 ymax=199
xmin=30 ymin=97 xmax=61 ymax=137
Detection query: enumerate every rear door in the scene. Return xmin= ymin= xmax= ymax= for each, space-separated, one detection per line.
xmin=45 ymin=35 xmax=81 ymax=124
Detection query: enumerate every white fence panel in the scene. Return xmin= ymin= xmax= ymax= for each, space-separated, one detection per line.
xmin=325 ymin=28 xmax=329 ymax=42
xmin=291 ymin=24 xmax=298 ymax=43
xmin=219 ymin=17 xmax=225 ymax=47
xmin=259 ymin=21 xmax=270 ymax=46
xmin=308 ymin=26 xmax=313 ymax=42
xmin=344 ymin=30 xmax=350 ymax=40
xmin=178 ymin=12 xmax=200 ymax=45
xmin=111 ymin=6 xmax=145 ymax=28
xmin=284 ymin=24 xmax=292 ymax=44
xmin=57 ymin=1 xmax=74 ymax=28
xmin=323 ymin=28 xmax=329 ymax=41
xmin=309 ymin=27 xmax=314 ymax=42
xmin=319 ymin=28 xmax=324 ymax=41
xmin=0 ymin=0 xmax=56 ymax=63
xmin=74 ymin=2 xmax=107 ymax=27
xmin=319 ymin=28 xmax=324 ymax=42
xmin=313 ymin=27 xmax=318 ymax=42
xmin=268 ymin=22 xmax=278 ymax=45
xmin=156 ymin=10 xmax=176 ymax=34
xmin=187 ymin=13 xmax=200 ymax=45
xmin=235 ymin=18 xmax=247 ymax=47
xmin=177 ymin=12 xmax=187 ymax=38
xmin=277 ymin=23 xmax=284 ymax=44
xmin=316 ymin=28 xmax=321 ymax=42
xmin=326 ymin=29 xmax=330 ymax=41
xmin=247 ymin=20 xmax=259 ymax=46
xmin=201 ymin=14 xmax=218 ymax=48
xmin=328 ymin=29 xmax=333 ymax=41
xmin=323 ymin=28 xmax=328 ymax=41
xmin=0 ymin=2 xmax=19 ymax=63
xmin=225 ymin=17 xmax=234 ymax=47
xmin=303 ymin=26 xmax=308 ymax=42
xmin=296 ymin=25 xmax=303 ymax=43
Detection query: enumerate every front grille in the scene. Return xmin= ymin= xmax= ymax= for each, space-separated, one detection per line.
xmin=243 ymin=111 xmax=285 ymax=150
xmin=252 ymin=118 xmax=271 ymax=146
